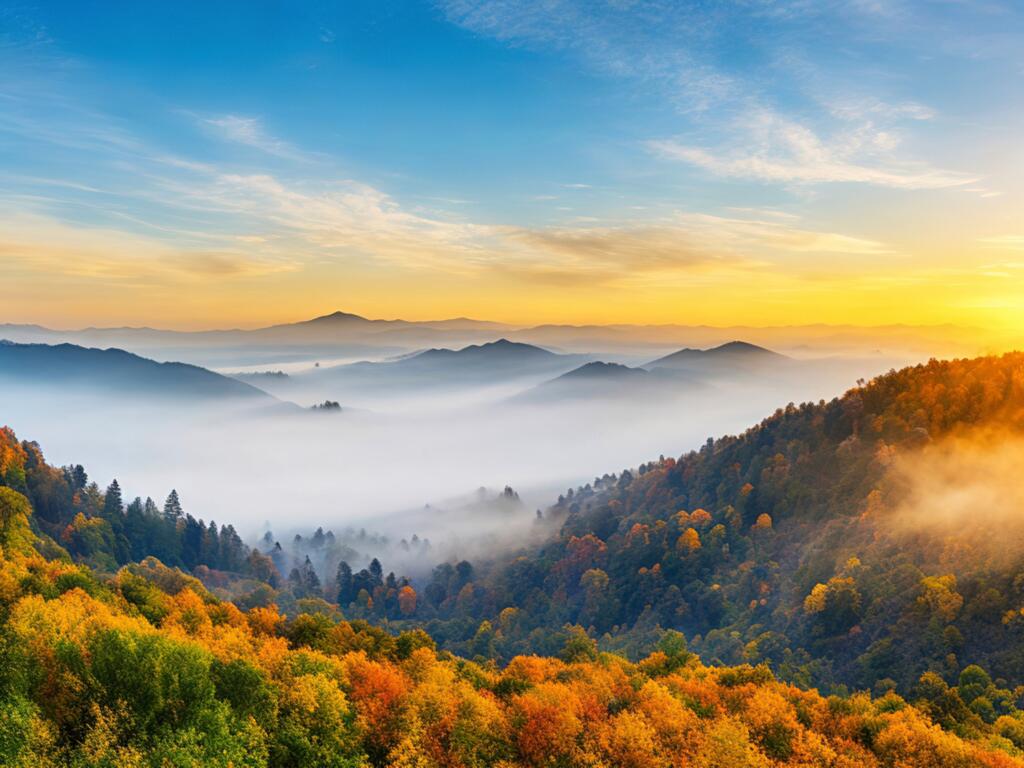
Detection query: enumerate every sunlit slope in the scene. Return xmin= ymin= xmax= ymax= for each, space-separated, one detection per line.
xmin=0 ymin=467 xmax=1022 ymax=766
xmin=415 ymin=353 xmax=1024 ymax=693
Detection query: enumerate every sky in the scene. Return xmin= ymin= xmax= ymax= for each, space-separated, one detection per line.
xmin=1 ymin=0 xmax=1023 ymax=333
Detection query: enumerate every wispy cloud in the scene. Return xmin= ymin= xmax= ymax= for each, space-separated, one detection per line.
xmin=648 ymin=109 xmax=976 ymax=190
xmin=0 ymin=2 xmax=1014 ymax=327
xmin=0 ymin=212 xmax=296 ymax=284
xmin=197 ymin=114 xmax=309 ymax=160
xmin=649 ymin=140 xmax=971 ymax=190
xmin=179 ymin=172 xmax=502 ymax=272
xmin=1 ymin=133 xmax=897 ymax=293
xmin=440 ymin=0 xmax=991 ymax=194
xmin=439 ymin=0 xmax=716 ymax=103
xmin=492 ymin=209 xmax=891 ymax=287
xmin=672 ymin=212 xmax=890 ymax=256
xmin=828 ymin=98 xmax=937 ymax=123
xmin=3 ymin=37 xmax=899 ymax=292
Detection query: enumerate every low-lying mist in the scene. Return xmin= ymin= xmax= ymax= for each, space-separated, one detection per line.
xmin=887 ymin=427 xmax=1024 ymax=571
xmin=2 ymin=352 xmax=902 ymax=571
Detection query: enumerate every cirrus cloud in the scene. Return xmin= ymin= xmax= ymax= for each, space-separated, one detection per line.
xmin=648 ymin=109 xmax=977 ymax=191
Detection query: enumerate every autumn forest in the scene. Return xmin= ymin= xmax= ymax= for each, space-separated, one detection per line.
xmin=2 ymin=353 xmax=1024 ymax=765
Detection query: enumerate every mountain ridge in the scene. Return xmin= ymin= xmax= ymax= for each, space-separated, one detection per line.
xmin=0 ymin=340 xmax=275 ymax=401
xmin=401 ymin=352 xmax=1024 ymax=698
xmin=647 ymin=340 xmax=786 ymax=368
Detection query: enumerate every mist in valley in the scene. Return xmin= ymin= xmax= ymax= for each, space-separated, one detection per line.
xmin=0 ymin=334 xmax=912 ymax=581
xmin=883 ymin=427 xmax=1024 ymax=572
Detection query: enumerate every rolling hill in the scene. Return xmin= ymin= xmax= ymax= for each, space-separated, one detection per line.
xmin=647 ymin=340 xmax=787 ymax=370
xmin=303 ymin=338 xmax=589 ymax=392
xmin=0 ymin=340 xmax=275 ymax=401
xmin=1 ymin=421 xmax=1023 ymax=766
xmin=513 ymin=361 xmax=668 ymax=403
xmin=557 ymin=361 xmax=649 ymax=381
xmin=398 ymin=338 xmax=558 ymax=367
xmin=396 ymin=352 xmax=1024 ymax=700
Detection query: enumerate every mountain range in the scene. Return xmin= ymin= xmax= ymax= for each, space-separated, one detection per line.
xmin=312 ymin=338 xmax=585 ymax=382
xmin=0 ymin=311 xmax=991 ymax=369
xmin=240 ymin=338 xmax=593 ymax=406
xmin=514 ymin=341 xmax=793 ymax=403
xmin=647 ymin=339 xmax=787 ymax=370
xmin=0 ymin=336 xmax=854 ymax=412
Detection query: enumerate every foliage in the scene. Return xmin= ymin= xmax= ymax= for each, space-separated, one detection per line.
xmin=386 ymin=353 xmax=1024 ymax=699
xmin=6 ymin=353 xmax=1024 ymax=764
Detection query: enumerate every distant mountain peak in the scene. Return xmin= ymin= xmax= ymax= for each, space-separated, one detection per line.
xmin=512 ymin=360 xmax=653 ymax=403
xmin=307 ymin=310 xmax=371 ymax=323
xmin=416 ymin=338 xmax=554 ymax=359
xmin=709 ymin=340 xmax=780 ymax=355
xmin=648 ymin=340 xmax=785 ymax=368
xmin=558 ymin=361 xmax=647 ymax=380
xmin=481 ymin=338 xmax=524 ymax=349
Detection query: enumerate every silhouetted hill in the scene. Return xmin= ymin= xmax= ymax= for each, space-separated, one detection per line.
xmin=284 ymin=309 xmax=509 ymax=332
xmin=647 ymin=340 xmax=786 ymax=369
xmin=411 ymin=338 xmax=554 ymax=363
xmin=557 ymin=361 xmax=649 ymax=380
xmin=513 ymin=360 xmax=665 ymax=404
xmin=308 ymin=339 xmax=587 ymax=393
xmin=0 ymin=341 xmax=274 ymax=401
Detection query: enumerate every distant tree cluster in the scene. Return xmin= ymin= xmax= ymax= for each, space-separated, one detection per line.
xmin=311 ymin=400 xmax=341 ymax=411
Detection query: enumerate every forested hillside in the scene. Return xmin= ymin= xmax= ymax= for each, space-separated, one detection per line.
xmin=397 ymin=353 xmax=1024 ymax=701
xmin=2 ymin=473 xmax=1024 ymax=766
xmin=1 ymin=426 xmax=256 ymax=575
xmin=6 ymin=352 xmax=1024 ymax=765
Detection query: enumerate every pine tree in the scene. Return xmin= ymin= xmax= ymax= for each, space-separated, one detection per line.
xmin=203 ymin=520 xmax=220 ymax=567
xmin=288 ymin=557 xmax=322 ymax=598
xmin=270 ymin=541 xmax=287 ymax=576
xmin=102 ymin=479 xmax=123 ymax=517
xmin=102 ymin=480 xmax=130 ymax=563
xmin=125 ymin=496 xmax=147 ymax=561
xmin=303 ymin=555 xmax=321 ymax=594
xmin=219 ymin=524 xmax=245 ymax=571
xmin=369 ymin=557 xmax=383 ymax=586
xmin=182 ymin=515 xmax=204 ymax=568
xmin=336 ymin=561 xmax=354 ymax=605
xmin=163 ymin=489 xmax=183 ymax=522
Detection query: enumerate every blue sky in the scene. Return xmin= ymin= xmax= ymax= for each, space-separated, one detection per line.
xmin=1 ymin=0 xmax=1023 ymax=329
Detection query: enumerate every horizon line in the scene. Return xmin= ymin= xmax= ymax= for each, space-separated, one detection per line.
xmin=0 ymin=311 xmax=988 ymax=336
